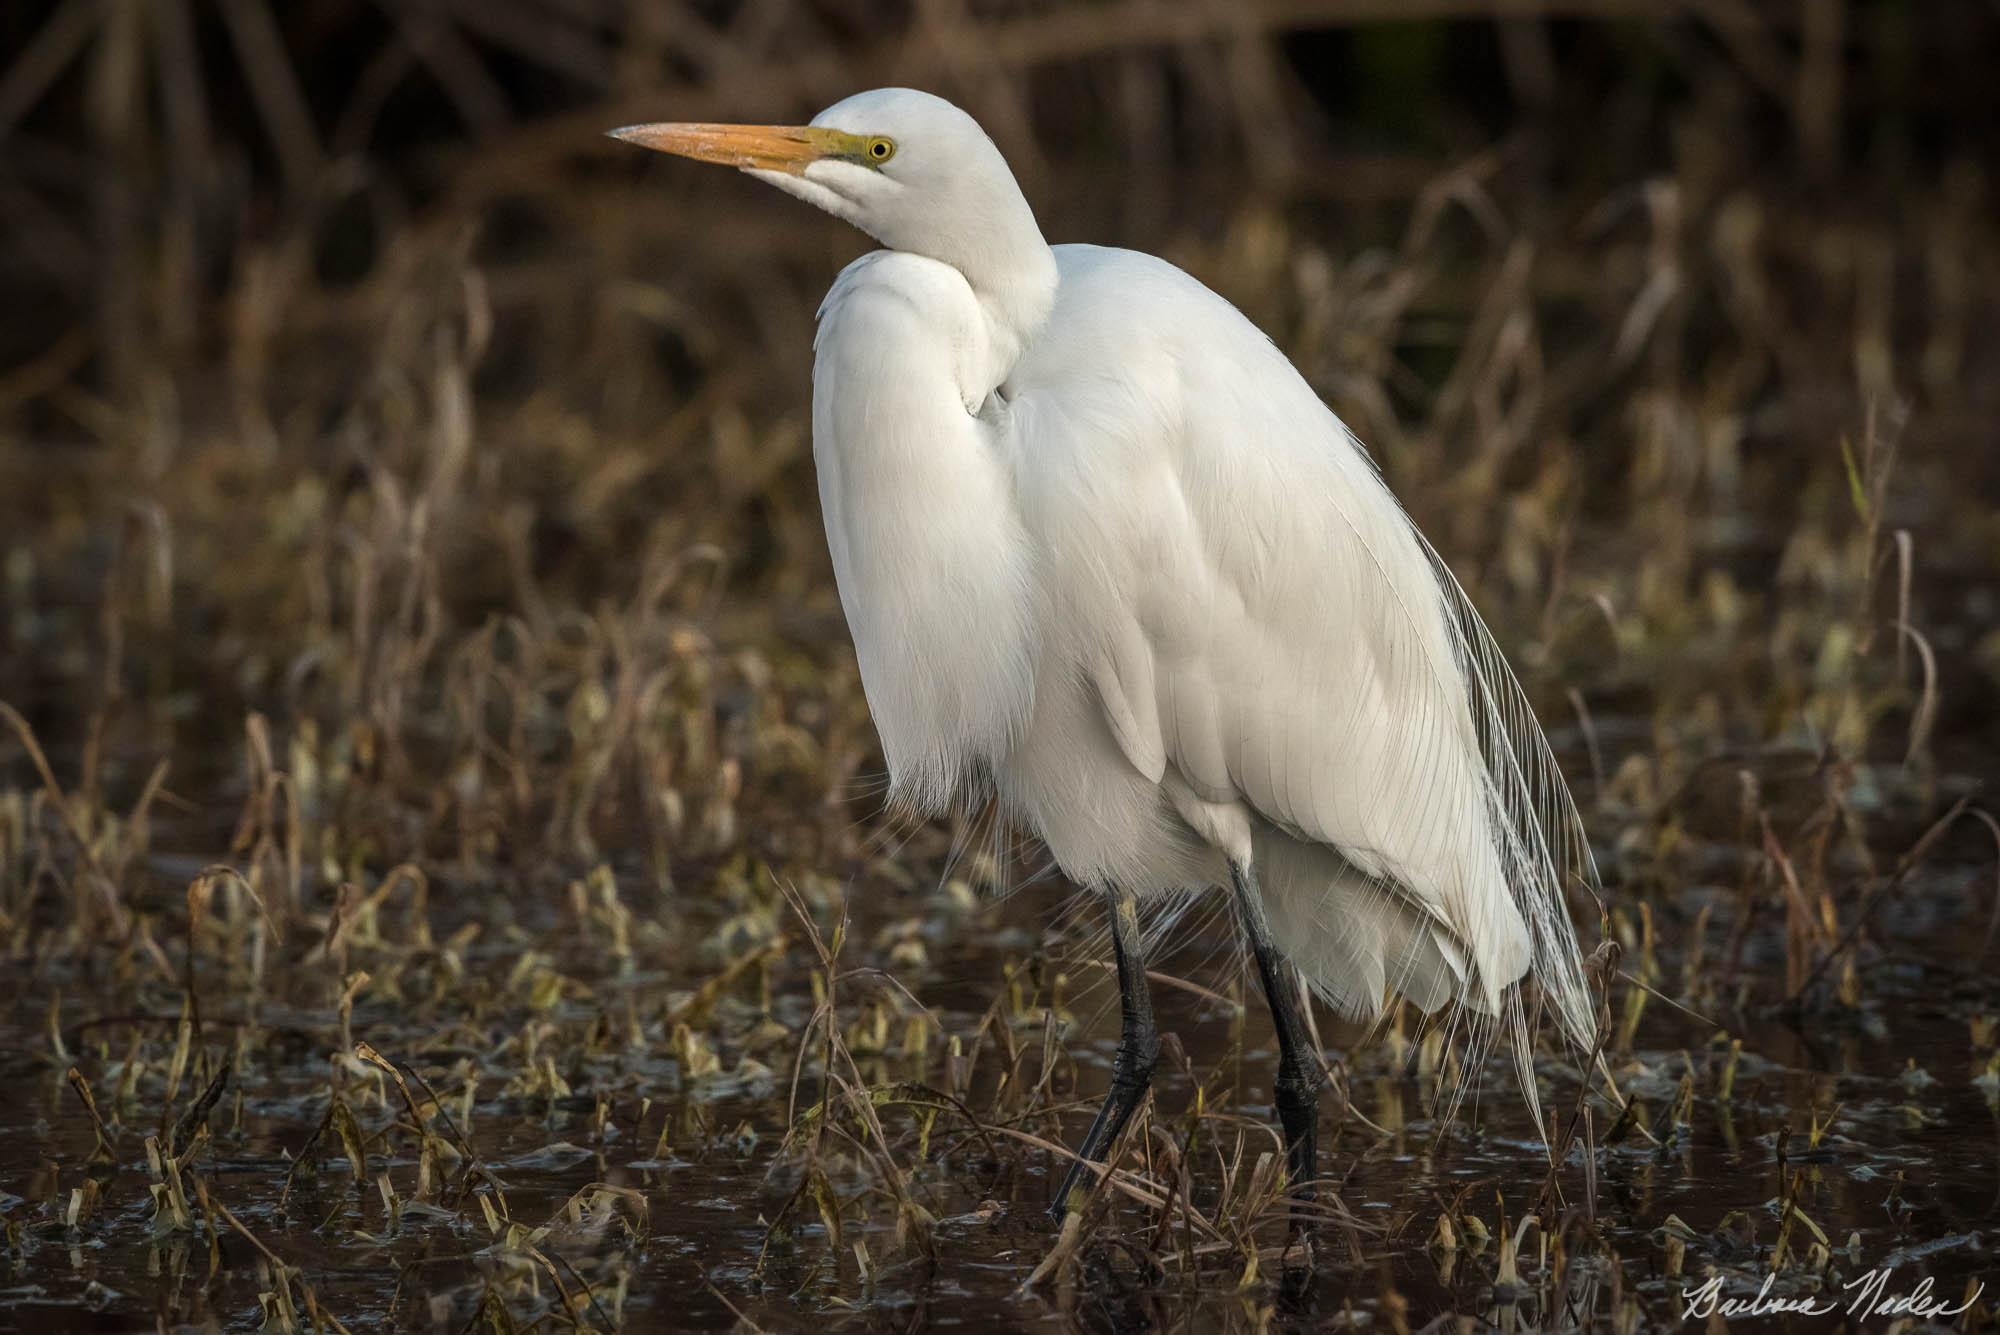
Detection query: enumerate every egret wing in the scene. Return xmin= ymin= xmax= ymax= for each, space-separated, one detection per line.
xmin=1015 ymin=245 xmax=1594 ymax=1050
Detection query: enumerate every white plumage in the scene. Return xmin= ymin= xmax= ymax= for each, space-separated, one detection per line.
xmin=615 ymin=89 xmax=1597 ymax=1163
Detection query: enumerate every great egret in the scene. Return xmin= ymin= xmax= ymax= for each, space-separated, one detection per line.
xmin=612 ymin=88 xmax=1597 ymax=1218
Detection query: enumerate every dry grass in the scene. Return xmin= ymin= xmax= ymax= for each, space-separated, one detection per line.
xmin=3 ymin=1 xmax=2000 ymax=1329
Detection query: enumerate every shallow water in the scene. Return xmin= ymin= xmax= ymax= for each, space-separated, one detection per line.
xmin=3 ymin=781 xmax=1996 ymax=1332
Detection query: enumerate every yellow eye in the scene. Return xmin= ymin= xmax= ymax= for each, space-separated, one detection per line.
xmin=865 ymin=137 xmax=896 ymax=164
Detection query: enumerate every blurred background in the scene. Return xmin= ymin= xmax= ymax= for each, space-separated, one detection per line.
xmin=4 ymin=2 xmax=2000 ymax=1328
xmin=3 ymin=0 xmax=1997 ymax=778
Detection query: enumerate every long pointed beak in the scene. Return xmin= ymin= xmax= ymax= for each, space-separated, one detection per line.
xmin=607 ymin=122 xmax=831 ymax=175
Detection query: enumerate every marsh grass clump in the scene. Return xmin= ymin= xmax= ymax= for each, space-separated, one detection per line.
xmin=4 ymin=1 xmax=2000 ymax=1329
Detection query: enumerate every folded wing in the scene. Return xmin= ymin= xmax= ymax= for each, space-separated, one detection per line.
xmin=1016 ymin=246 xmax=1596 ymax=1070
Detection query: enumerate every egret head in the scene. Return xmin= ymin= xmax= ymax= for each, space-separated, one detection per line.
xmin=610 ymin=89 xmax=1048 ymax=293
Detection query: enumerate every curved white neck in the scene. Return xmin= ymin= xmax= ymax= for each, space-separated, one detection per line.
xmin=903 ymin=176 xmax=1057 ymax=385
xmin=970 ymin=242 xmax=1058 ymax=382
xmin=784 ymin=154 xmax=1058 ymax=384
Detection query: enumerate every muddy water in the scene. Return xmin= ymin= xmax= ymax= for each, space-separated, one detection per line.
xmin=2 ymin=798 xmax=1997 ymax=1331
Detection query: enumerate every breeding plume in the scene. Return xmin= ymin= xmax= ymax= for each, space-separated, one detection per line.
xmin=613 ymin=89 xmax=1597 ymax=1215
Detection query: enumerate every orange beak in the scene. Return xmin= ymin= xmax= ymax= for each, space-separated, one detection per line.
xmin=607 ymin=122 xmax=839 ymax=175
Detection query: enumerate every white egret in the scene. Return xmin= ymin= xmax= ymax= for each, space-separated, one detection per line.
xmin=612 ymin=89 xmax=1598 ymax=1217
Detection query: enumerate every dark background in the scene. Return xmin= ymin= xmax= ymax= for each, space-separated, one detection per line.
xmin=6 ymin=3 xmax=1999 ymax=395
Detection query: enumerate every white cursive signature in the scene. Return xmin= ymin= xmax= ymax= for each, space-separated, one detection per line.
xmin=1681 ymin=1269 xmax=1983 ymax=1322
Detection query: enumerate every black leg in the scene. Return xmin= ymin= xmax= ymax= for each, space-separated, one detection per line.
xmin=1231 ymin=861 xmax=1324 ymax=1203
xmin=1049 ymin=888 xmax=1159 ymax=1219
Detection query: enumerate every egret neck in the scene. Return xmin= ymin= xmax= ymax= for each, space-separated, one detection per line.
xmin=922 ymin=192 xmax=1058 ymax=389
xmin=797 ymin=137 xmax=1057 ymax=393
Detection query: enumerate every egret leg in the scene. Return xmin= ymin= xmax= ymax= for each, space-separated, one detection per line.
xmin=1231 ymin=861 xmax=1324 ymax=1203
xmin=1049 ymin=887 xmax=1158 ymax=1219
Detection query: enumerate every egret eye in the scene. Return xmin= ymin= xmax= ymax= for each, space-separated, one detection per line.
xmin=866 ymin=137 xmax=895 ymax=164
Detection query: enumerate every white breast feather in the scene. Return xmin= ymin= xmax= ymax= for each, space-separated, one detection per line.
xmin=813 ymin=252 xmax=1040 ymax=814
